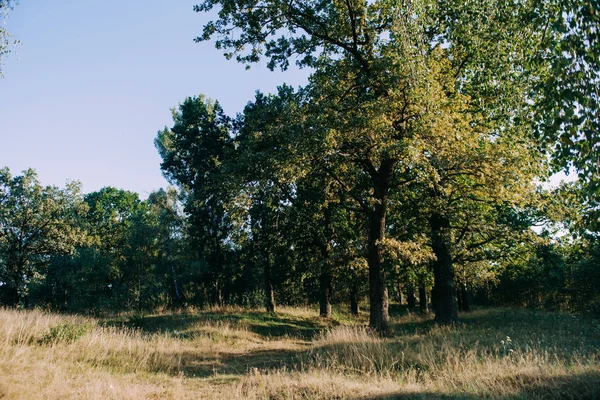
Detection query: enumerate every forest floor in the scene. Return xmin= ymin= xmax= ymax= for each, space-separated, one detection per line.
xmin=1 ymin=305 xmax=599 ymax=399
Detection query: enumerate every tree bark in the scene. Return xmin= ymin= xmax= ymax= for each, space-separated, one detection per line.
xmin=319 ymin=265 xmax=333 ymax=318
xmin=216 ymin=281 xmax=224 ymax=308
xmin=367 ymin=160 xmax=394 ymax=333
xmin=430 ymin=213 xmax=458 ymax=324
xmin=396 ymin=279 xmax=405 ymax=304
xmin=264 ymin=253 xmax=276 ymax=313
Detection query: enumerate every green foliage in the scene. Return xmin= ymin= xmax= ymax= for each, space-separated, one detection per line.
xmin=84 ymin=187 xmax=141 ymax=251
xmin=156 ymin=96 xmax=236 ymax=307
xmin=532 ymin=0 xmax=600 ymax=191
xmin=193 ymin=0 xmax=554 ymax=327
xmin=39 ymin=322 xmax=90 ymax=345
xmin=0 ymin=167 xmax=87 ymax=306
xmin=1 ymin=0 xmax=596 ymax=323
xmin=30 ymin=247 xmax=112 ymax=312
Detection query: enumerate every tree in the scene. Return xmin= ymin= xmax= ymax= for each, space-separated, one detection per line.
xmin=84 ymin=187 xmax=141 ymax=252
xmin=0 ymin=168 xmax=86 ymax=306
xmin=32 ymin=247 xmax=112 ymax=312
xmin=156 ymin=95 xmax=235 ymax=307
xmin=147 ymin=188 xmax=188 ymax=308
xmin=195 ymin=0 xmax=549 ymax=330
xmin=533 ymin=0 xmax=600 ymax=191
xmin=234 ymin=90 xmax=301 ymax=312
xmin=82 ymin=187 xmax=154 ymax=310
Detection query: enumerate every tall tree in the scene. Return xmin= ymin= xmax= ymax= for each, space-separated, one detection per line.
xmin=83 ymin=187 xmax=146 ymax=309
xmin=0 ymin=168 xmax=86 ymax=306
xmin=195 ymin=0 xmax=549 ymax=330
xmin=147 ymin=188 xmax=188 ymax=308
xmin=234 ymin=89 xmax=303 ymax=312
xmin=156 ymin=95 xmax=235 ymax=307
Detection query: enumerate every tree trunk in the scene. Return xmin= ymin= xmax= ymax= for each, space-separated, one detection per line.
xmin=202 ymin=283 xmax=209 ymax=308
xmin=319 ymin=266 xmax=332 ymax=318
xmin=419 ymin=285 xmax=429 ymax=314
xmin=3 ymin=259 xmax=25 ymax=307
xmin=350 ymin=280 xmax=360 ymax=317
xmin=216 ymin=281 xmax=224 ymax=308
xmin=170 ymin=264 xmax=185 ymax=308
xmin=264 ymin=254 xmax=276 ymax=313
xmin=396 ymin=279 xmax=404 ymax=304
xmin=459 ymin=283 xmax=471 ymax=312
xmin=319 ymin=207 xmax=333 ymax=318
xmin=367 ymin=160 xmax=394 ymax=333
xmin=430 ymin=213 xmax=458 ymax=324
xmin=407 ymin=285 xmax=417 ymax=309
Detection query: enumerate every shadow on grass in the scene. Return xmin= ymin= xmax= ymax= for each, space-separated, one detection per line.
xmin=104 ymin=309 xmax=330 ymax=340
xmin=355 ymin=394 xmax=480 ymax=399
xmin=350 ymin=370 xmax=600 ymax=399
xmin=173 ymin=347 xmax=306 ymax=378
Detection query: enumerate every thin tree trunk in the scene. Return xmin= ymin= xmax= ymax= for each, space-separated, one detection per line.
xmin=319 ymin=207 xmax=333 ymax=318
xmin=264 ymin=253 xmax=275 ymax=313
xmin=398 ymin=281 xmax=405 ymax=304
xmin=202 ymin=283 xmax=208 ymax=308
xmin=170 ymin=264 xmax=185 ymax=308
xmin=216 ymin=281 xmax=224 ymax=308
xmin=430 ymin=213 xmax=458 ymax=324
xmin=319 ymin=265 xmax=332 ymax=318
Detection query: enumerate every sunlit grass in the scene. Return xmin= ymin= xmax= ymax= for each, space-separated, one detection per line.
xmin=1 ymin=306 xmax=598 ymax=399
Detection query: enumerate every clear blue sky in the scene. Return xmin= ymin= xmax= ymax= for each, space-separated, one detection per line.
xmin=0 ymin=0 xmax=310 ymax=197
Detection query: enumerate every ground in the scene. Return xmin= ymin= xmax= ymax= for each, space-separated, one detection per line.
xmin=1 ymin=305 xmax=599 ymax=399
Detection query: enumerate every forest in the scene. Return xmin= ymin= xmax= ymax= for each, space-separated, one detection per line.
xmin=1 ymin=0 xmax=600 ymax=399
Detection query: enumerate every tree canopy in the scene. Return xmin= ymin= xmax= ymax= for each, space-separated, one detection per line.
xmin=0 ymin=0 xmax=597 ymax=330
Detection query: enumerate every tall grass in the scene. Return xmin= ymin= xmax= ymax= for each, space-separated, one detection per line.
xmin=1 ymin=307 xmax=599 ymax=399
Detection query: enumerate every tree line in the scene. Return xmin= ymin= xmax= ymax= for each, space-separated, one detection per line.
xmin=0 ymin=0 xmax=598 ymax=332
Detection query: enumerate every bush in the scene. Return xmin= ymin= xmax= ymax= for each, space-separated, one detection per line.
xmin=40 ymin=323 xmax=90 ymax=345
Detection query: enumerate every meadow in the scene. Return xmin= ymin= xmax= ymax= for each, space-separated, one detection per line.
xmin=1 ymin=306 xmax=599 ymax=399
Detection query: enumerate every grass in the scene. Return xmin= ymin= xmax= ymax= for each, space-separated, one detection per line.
xmin=1 ymin=306 xmax=599 ymax=399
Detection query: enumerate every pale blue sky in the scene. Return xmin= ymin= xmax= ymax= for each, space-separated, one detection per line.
xmin=0 ymin=0 xmax=310 ymax=197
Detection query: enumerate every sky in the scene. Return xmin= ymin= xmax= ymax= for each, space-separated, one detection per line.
xmin=0 ymin=0 xmax=311 ymax=198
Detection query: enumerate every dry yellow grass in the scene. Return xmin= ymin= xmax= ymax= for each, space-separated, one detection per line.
xmin=1 ymin=307 xmax=598 ymax=399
